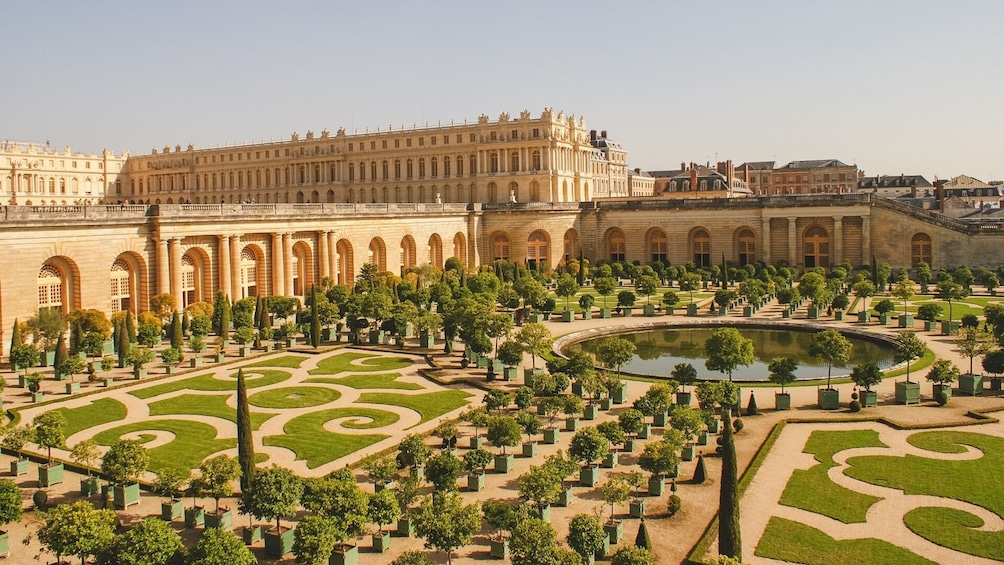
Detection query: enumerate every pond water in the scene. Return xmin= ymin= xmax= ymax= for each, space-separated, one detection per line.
xmin=564 ymin=326 xmax=897 ymax=382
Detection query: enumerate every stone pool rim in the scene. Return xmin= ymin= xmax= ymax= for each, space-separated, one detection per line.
xmin=552 ymin=318 xmax=904 ymax=385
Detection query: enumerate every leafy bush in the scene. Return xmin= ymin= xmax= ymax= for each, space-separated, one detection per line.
xmin=667 ymin=494 xmax=682 ymax=516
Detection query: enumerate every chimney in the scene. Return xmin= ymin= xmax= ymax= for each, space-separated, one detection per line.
xmin=600 ymin=130 xmax=607 ymax=139
xmin=911 ymin=181 xmax=917 ymax=198
xmin=690 ymin=165 xmax=698 ymax=190
xmin=590 ymin=130 xmax=597 ymax=142
xmin=681 ymin=161 xmax=686 ymax=172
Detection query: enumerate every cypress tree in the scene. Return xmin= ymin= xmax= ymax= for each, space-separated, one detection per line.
xmin=220 ymin=298 xmax=231 ymax=342
xmin=182 ymin=311 xmax=190 ymax=335
xmin=211 ymin=291 xmax=226 ymax=336
xmin=10 ymin=319 xmax=22 ymax=353
xmin=257 ymin=296 xmax=270 ymax=332
xmin=634 ymin=519 xmax=652 ymax=550
xmin=576 ymin=250 xmax=585 ymax=286
xmin=53 ymin=331 xmax=68 ymax=379
xmin=170 ymin=311 xmax=184 ymax=350
xmin=693 ymin=454 xmax=707 ymax=484
xmin=126 ymin=310 xmax=137 ymax=342
xmin=310 ymin=287 xmax=321 ymax=348
xmin=236 ymin=369 xmax=255 ymax=493
xmin=68 ymin=321 xmax=80 ymax=356
xmin=116 ymin=320 xmax=129 ymax=368
xmin=718 ymin=406 xmax=741 ymax=558
xmin=254 ymin=295 xmax=263 ymax=328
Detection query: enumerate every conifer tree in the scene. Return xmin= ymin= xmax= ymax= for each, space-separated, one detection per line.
xmin=254 ymin=295 xmax=263 ymax=328
xmin=310 ymin=287 xmax=321 ymax=348
xmin=10 ymin=319 xmax=22 ymax=353
xmin=220 ymin=297 xmax=231 ymax=342
xmin=634 ymin=519 xmax=652 ymax=550
xmin=257 ymin=296 xmax=270 ymax=332
xmin=236 ymin=369 xmax=255 ymax=493
xmin=718 ymin=406 xmax=741 ymax=558
xmin=170 ymin=312 xmax=183 ymax=351
xmin=116 ymin=320 xmax=129 ymax=368
xmin=53 ymin=331 xmax=68 ymax=378
xmin=211 ymin=291 xmax=227 ymax=336
xmin=125 ymin=310 xmax=137 ymax=342
xmin=693 ymin=454 xmax=707 ymax=484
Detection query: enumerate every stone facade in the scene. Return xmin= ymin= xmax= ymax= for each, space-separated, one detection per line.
xmin=0 ymin=141 xmax=128 ymax=205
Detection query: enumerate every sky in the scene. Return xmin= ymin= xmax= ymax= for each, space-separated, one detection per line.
xmin=3 ymin=0 xmax=1002 ymax=182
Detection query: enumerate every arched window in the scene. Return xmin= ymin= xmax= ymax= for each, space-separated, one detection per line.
xmin=469 ymin=155 xmax=477 ymax=176
xmin=532 ymin=151 xmax=541 ymax=171
xmin=38 ymin=265 xmax=64 ymax=312
xmin=382 ymin=161 xmax=389 ymax=179
xmin=649 ymin=229 xmax=668 ymax=264
xmin=510 ymin=151 xmax=519 ymax=172
xmin=527 ymin=230 xmax=549 ymax=270
xmin=692 ymin=229 xmax=711 ymax=267
xmin=607 ymin=229 xmax=626 ymax=262
xmin=911 ymin=233 xmax=932 ymax=268
xmin=737 ymin=229 xmax=756 ymax=266
xmin=179 ymin=256 xmax=196 ymax=308
xmin=401 ymin=236 xmax=417 ymax=272
xmin=803 ymin=226 xmax=829 ymax=269
xmin=490 ymin=153 xmax=499 ymax=173
xmin=456 ymin=156 xmax=464 ymax=177
xmin=336 ymin=239 xmax=354 ymax=286
xmin=348 ymin=163 xmax=355 ymax=182
xmin=418 ymin=158 xmax=425 ymax=178
xmin=369 ymin=238 xmax=387 ymax=271
xmin=453 ymin=232 xmax=467 ymax=263
xmin=109 ymin=260 xmax=132 ymax=312
xmin=429 ymin=234 xmax=443 ymax=269
xmin=370 ymin=162 xmax=377 ymax=180
xmin=394 ymin=160 xmax=401 ymax=180
xmin=430 ymin=158 xmax=438 ymax=177
xmin=357 ymin=162 xmax=365 ymax=181
xmin=407 ymin=159 xmax=414 ymax=179
xmin=444 ymin=156 xmax=451 ymax=177
xmin=492 ymin=233 xmax=510 ymax=261
xmin=563 ymin=229 xmax=579 ymax=263
xmin=239 ymin=248 xmax=258 ymax=297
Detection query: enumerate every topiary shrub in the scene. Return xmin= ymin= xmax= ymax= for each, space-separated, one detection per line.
xmin=693 ymin=455 xmax=707 ymax=484
xmin=634 ymin=519 xmax=652 ymax=550
xmin=732 ymin=418 xmax=744 ymax=433
xmin=851 ymin=391 xmax=859 ymax=401
xmin=849 ymin=400 xmax=862 ymax=412
xmin=667 ymin=495 xmax=682 ymax=517
xmin=935 ymin=391 xmax=949 ymax=406
xmin=32 ymin=489 xmax=47 ymax=510
xmin=745 ymin=392 xmax=759 ymax=417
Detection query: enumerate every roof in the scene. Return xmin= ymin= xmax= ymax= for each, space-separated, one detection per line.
xmin=648 ymin=170 xmax=683 ymax=178
xmin=736 ymin=161 xmax=775 ymax=171
xmin=943 ymin=174 xmax=993 ymax=190
xmin=778 ymin=159 xmax=851 ymax=169
xmin=858 ymin=175 xmax=932 ymax=189
xmin=591 ymin=138 xmax=622 ymax=150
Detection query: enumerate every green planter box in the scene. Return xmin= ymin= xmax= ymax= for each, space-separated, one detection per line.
xmin=80 ymin=477 xmax=100 ymax=497
xmin=623 ymin=438 xmax=635 ymax=453
xmin=648 ymin=475 xmax=665 ymax=496
xmin=164 ymin=365 xmax=176 ymax=375
xmin=630 ymin=500 xmax=646 ymax=518
xmin=503 ymin=366 xmax=518 ymax=381
xmin=583 ymin=404 xmax=599 ymax=420
xmin=924 ymin=320 xmax=938 ymax=331
xmin=558 ymin=486 xmax=574 ymax=507
xmin=602 ymin=451 xmax=619 ymax=469
xmin=190 ymin=357 xmax=203 ymax=368
xmin=65 ymin=382 xmax=80 ymax=394
xmin=638 ymin=423 xmax=651 ymax=439
xmin=611 ymin=384 xmax=628 ymax=404
xmin=10 ymin=459 xmax=28 ymax=477
xmin=600 ymin=397 xmax=613 ymax=410
xmin=0 ymin=531 xmax=9 ymax=558
xmin=743 ymin=305 xmax=753 ymax=317
xmin=895 ymin=381 xmax=921 ymax=405
xmin=103 ymin=377 xmax=115 ymax=387
xmin=898 ymin=314 xmax=914 ymax=328
xmin=808 ymin=306 xmax=820 ymax=319
xmin=878 ymin=313 xmax=891 ymax=325
xmin=644 ymin=304 xmax=656 ymax=317
xmin=817 ymin=388 xmax=840 ymax=410
xmin=782 ymin=309 xmax=792 ymax=318
xmin=469 ymin=435 xmax=484 ymax=450
xmin=522 ymin=442 xmax=538 ymax=458
xmin=653 ymin=411 xmax=669 ymax=427
xmin=31 ymin=392 xmax=44 ymax=403
xmin=467 ymin=472 xmax=485 ymax=492
xmin=933 ymin=383 xmax=952 ymax=400
xmin=561 ymin=310 xmax=574 ymax=322
xmin=494 ymin=454 xmax=514 ymax=474
xmin=622 ymin=308 xmax=632 ymax=317
xmin=676 ymin=391 xmax=692 ymax=407
xmin=600 ymin=308 xmax=612 ymax=319
xmin=604 ymin=521 xmax=623 ymax=544
xmin=476 ymin=356 xmax=489 ymax=369
xmin=242 ymin=525 xmax=262 ymax=545
xmin=698 ymin=431 xmax=709 ymax=445
xmin=329 ymin=544 xmax=359 ymax=565
xmin=238 ymin=346 xmax=252 ymax=357
xmin=594 ymin=533 xmax=610 ymax=561
xmin=285 ymin=337 xmax=299 ymax=348
xmin=708 ymin=419 xmax=721 ymax=434
xmin=162 ymin=499 xmax=183 ymax=521
xmin=565 ymin=417 xmax=579 ymax=431
xmin=941 ymin=320 xmax=960 ymax=335
xmin=135 ymin=366 xmax=148 ymax=378
xmin=396 ymin=517 xmax=415 ymax=538
xmin=17 ymin=375 xmax=26 ymax=388
xmin=489 ymin=539 xmax=510 ymax=559
xmin=719 ymin=306 xmax=728 ymax=316
xmin=410 ymin=465 xmax=425 ymax=481
xmin=544 ymin=428 xmax=560 ymax=444
xmin=959 ymin=373 xmax=983 ymax=396
xmin=368 ymin=330 xmax=382 ymax=344
xmin=264 ymin=526 xmax=295 ymax=557
xmin=861 ymin=390 xmax=878 ymax=407
xmin=858 ymin=311 xmax=871 ymax=323
xmin=205 ymin=509 xmax=232 ymax=530
xmin=372 ymin=532 xmax=391 ymax=553
xmin=114 ymin=483 xmax=141 ymax=509
xmin=528 ymin=313 xmax=545 ymax=323
xmin=38 ymin=462 xmax=64 ymax=487
xmin=687 ymin=303 xmax=699 ymax=316
xmin=681 ymin=445 xmax=695 ymax=462
xmin=580 ymin=465 xmax=600 ymax=487
xmin=419 ymin=333 xmax=435 ymax=348
xmin=835 ymin=310 xmax=845 ymax=320
xmin=185 ymin=507 xmax=205 ymax=528
xmin=582 ymin=309 xmax=592 ymax=320
xmin=775 ymin=393 xmax=791 ymax=411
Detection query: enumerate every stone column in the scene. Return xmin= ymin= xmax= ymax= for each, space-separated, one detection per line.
xmin=271 ymin=233 xmax=284 ymax=296
xmin=327 ymin=232 xmax=338 ymax=284
xmin=168 ymin=238 xmax=183 ymax=311
xmin=861 ymin=215 xmax=871 ymax=263
xmin=283 ymin=233 xmax=294 ymax=296
xmin=318 ymin=231 xmax=329 ymax=280
xmin=833 ymin=216 xmax=844 ymax=266
xmin=229 ymin=235 xmax=242 ymax=300
xmin=761 ymin=217 xmax=771 ymax=265
xmin=155 ymin=238 xmax=170 ymax=296
xmin=787 ymin=217 xmax=798 ymax=267
xmin=217 ymin=235 xmax=231 ymax=299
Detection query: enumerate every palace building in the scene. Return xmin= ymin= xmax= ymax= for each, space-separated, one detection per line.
xmin=2 ymin=109 xmax=1003 ymax=354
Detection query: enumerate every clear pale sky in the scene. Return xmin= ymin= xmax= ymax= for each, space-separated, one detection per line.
xmin=4 ymin=1 xmax=1002 ymax=182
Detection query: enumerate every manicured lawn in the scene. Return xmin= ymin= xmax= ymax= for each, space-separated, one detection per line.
xmin=93 ymin=419 xmax=234 ymax=473
xmin=129 ymin=370 xmax=291 ymax=399
xmin=846 ymin=430 xmax=1004 ymax=560
xmin=357 ymin=390 xmax=472 ymax=427
xmin=148 ymin=393 xmax=273 ymax=430
xmin=247 ymin=386 xmax=341 ymax=409
xmin=243 ymin=355 xmax=306 ymax=369
xmin=779 ymin=429 xmax=886 ymax=523
xmin=309 ymin=352 xmax=413 ymax=375
xmin=754 ymin=517 xmax=936 ymax=565
xmin=263 ymin=407 xmax=396 ymax=469
xmin=54 ymin=398 xmax=128 ymax=446
xmin=304 ymin=372 xmax=422 ymax=390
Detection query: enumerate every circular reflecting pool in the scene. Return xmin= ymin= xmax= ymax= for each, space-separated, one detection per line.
xmin=564 ymin=326 xmax=897 ymax=382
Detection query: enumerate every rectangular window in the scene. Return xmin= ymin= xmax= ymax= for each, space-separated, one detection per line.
xmin=349 ymin=143 xmax=353 ymax=151
xmin=457 ymin=134 xmax=462 ymax=143
xmin=406 ymin=138 xmax=412 ymax=147
xmin=419 ymin=137 xmax=425 ymax=146
xmin=470 ymin=134 xmax=476 ymax=142
xmin=394 ymin=140 xmax=399 ymax=148
xmin=430 ymin=136 xmax=435 ymax=146
xmin=532 ymin=128 xmax=540 ymax=138
xmin=512 ymin=129 xmax=518 ymax=139
xmin=370 ymin=141 xmax=376 ymax=149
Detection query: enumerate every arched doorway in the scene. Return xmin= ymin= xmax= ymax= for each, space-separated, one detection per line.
xmin=429 ymin=234 xmax=443 ymax=270
xmin=803 ymin=226 xmax=829 ymax=268
xmin=911 ymin=233 xmax=932 ymax=268
xmin=691 ymin=228 xmax=711 ymax=267
xmin=491 ymin=232 xmax=510 ymax=261
xmin=401 ymin=235 xmax=417 ymax=273
xmin=239 ymin=247 xmax=259 ymax=298
xmin=605 ymin=228 xmax=626 ymax=262
xmin=369 ymin=238 xmax=387 ymax=271
xmin=737 ymin=228 xmax=756 ymax=266
xmin=563 ymin=229 xmax=580 ymax=263
xmin=453 ymin=233 xmax=467 ymax=264
xmin=648 ymin=229 xmax=668 ymax=264
xmin=527 ymin=230 xmax=549 ymax=271
xmin=336 ymin=239 xmax=354 ymax=286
